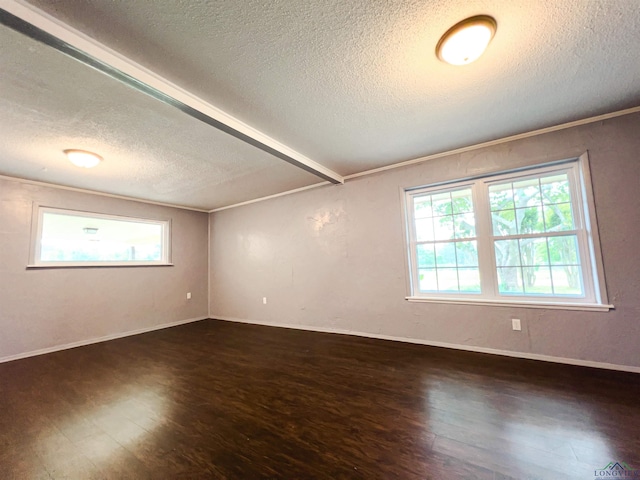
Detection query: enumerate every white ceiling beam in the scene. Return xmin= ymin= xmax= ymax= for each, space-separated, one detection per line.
xmin=0 ymin=0 xmax=344 ymax=184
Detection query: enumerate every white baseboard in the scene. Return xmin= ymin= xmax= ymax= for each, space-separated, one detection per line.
xmin=0 ymin=316 xmax=208 ymax=364
xmin=211 ymin=315 xmax=640 ymax=374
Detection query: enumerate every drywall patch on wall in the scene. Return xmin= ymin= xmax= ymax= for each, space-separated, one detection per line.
xmin=307 ymin=206 xmax=346 ymax=234
xmin=306 ymin=204 xmax=348 ymax=258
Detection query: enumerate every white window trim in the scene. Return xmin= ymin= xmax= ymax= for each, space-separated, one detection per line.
xmin=403 ymin=153 xmax=613 ymax=311
xmin=28 ymin=205 xmax=172 ymax=268
xmin=404 ymin=296 xmax=612 ymax=312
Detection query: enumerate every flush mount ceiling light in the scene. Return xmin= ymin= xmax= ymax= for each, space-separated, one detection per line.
xmin=436 ymin=15 xmax=497 ymax=66
xmin=64 ymin=149 xmax=103 ymax=168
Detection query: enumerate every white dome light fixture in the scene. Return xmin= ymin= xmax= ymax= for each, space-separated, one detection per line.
xmin=436 ymin=15 xmax=497 ymax=66
xmin=64 ymin=149 xmax=103 ymax=168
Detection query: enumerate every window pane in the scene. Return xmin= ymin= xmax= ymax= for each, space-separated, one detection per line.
xmin=432 ymin=192 xmax=452 ymax=215
xmin=548 ymin=235 xmax=580 ymax=265
xmin=459 ymin=268 xmax=480 ymax=293
xmin=456 ymin=241 xmax=478 ymax=267
xmin=492 ymin=209 xmax=517 ymax=236
xmin=519 ymin=238 xmax=549 ymax=266
xmin=433 ymin=216 xmax=454 ymax=240
xmin=494 ymin=239 xmax=520 ymax=266
xmin=416 ymin=244 xmax=436 ymax=268
xmin=513 ymin=178 xmax=541 ymax=207
xmin=437 ymin=268 xmax=459 ymax=292
xmin=544 ymin=203 xmax=574 ymax=231
xmin=414 ymin=195 xmax=433 ymax=218
xmin=453 ymin=213 xmax=476 ymax=238
xmin=497 ymin=267 xmax=524 ymax=294
xmin=551 ymin=266 xmax=583 ymax=295
xmin=489 ymin=183 xmax=514 ymax=211
xmin=415 ymin=218 xmax=434 ymax=241
xmin=418 ymin=269 xmax=438 ymax=292
xmin=40 ymin=211 xmax=165 ymax=263
xmin=516 ymin=206 xmax=544 ymax=234
xmin=435 ymin=242 xmax=457 ymax=267
xmin=407 ymin=162 xmax=598 ymax=304
xmin=541 ymin=174 xmax=571 ymax=205
xmin=522 ymin=266 xmax=553 ymax=294
xmin=452 ymin=188 xmax=473 ymax=214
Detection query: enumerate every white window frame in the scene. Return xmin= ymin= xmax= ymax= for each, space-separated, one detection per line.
xmin=28 ymin=206 xmax=172 ymax=268
xmin=404 ymin=153 xmax=612 ymax=311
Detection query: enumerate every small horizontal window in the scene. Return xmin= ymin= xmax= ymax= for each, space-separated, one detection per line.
xmin=29 ymin=207 xmax=171 ymax=267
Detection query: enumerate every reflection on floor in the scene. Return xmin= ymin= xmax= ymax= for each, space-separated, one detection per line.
xmin=1 ymin=319 xmax=638 ymax=479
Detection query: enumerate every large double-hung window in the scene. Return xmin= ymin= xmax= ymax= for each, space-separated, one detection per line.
xmin=405 ymin=154 xmax=611 ymax=310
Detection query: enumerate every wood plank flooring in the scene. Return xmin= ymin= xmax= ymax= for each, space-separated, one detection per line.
xmin=1 ymin=319 xmax=639 ymax=479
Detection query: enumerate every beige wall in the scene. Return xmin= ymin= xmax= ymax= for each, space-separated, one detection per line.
xmin=209 ymin=112 xmax=640 ymax=370
xmin=3 ymin=113 xmax=639 ymax=369
xmin=0 ymin=178 xmax=209 ymax=360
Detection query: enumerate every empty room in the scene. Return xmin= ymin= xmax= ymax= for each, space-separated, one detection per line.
xmin=1 ymin=1 xmax=640 ymax=478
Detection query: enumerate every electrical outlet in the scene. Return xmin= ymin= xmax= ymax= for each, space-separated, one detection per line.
xmin=512 ymin=318 xmax=521 ymax=331
xmin=263 ymin=297 xmax=267 ymax=305
xmin=186 ymin=292 xmax=191 ymax=300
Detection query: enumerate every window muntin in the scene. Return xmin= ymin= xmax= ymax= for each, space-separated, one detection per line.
xmin=31 ymin=207 xmax=171 ymax=267
xmin=405 ymin=157 xmax=608 ymax=308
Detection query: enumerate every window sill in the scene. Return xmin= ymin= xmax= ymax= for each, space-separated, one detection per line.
xmin=405 ymin=296 xmax=614 ymax=312
xmin=27 ymin=263 xmax=174 ymax=269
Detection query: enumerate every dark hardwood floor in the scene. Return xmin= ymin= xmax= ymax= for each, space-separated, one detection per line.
xmin=1 ymin=319 xmax=639 ymax=479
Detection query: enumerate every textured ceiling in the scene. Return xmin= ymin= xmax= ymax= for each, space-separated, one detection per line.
xmin=0 ymin=24 xmax=320 ymax=210
xmin=1 ymin=0 xmax=640 ymax=209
